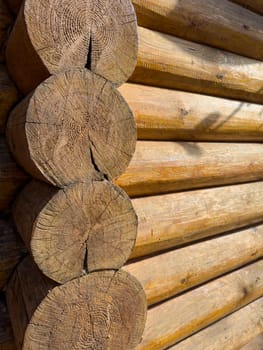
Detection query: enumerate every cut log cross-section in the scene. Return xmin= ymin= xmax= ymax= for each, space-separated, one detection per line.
xmin=6 ymin=257 xmax=147 ymax=350
xmin=6 ymin=0 xmax=138 ymax=93
xmin=7 ymin=69 xmax=136 ymax=187
xmin=13 ymin=180 xmax=137 ymax=284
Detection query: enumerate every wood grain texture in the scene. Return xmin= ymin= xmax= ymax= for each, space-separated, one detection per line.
xmin=13 ymin=180 xmax=137 ymax=284
xmin=231 ymin=0 xmax=263 ymax=15
xmin=131 ymin=27 xmax=263 ymax=103
xmin=0 ymin=0 xmax=13 ymax=63
xmin=132 ymin=0 xmax=263 ymax=60
xmin=119 ymin=83 xmax=263 ymax=141
xmin=171 ymin=297 xmax=263 ymax=350
xmin=137 ymin=260 xmax=263 ymax=350
xmin=0 ymin=137 xmax=28 ymax=213
xmin=240 ymin=334 xmax=263 ymax=350
xmin=0 ymin=294 xmax=16 ymax=350
xmin=6 ymin=257 xmax=147 ymax=350
xmin=7 ymin=69 xmax=136 ymax=187
xmin=0 ymin=219 xmax=26 ymax=290
xmin=132 ymin=181 xmax=263 ymax=258
xmin=116 ymin=141 xmax=263 ymax=197
xmin=0 ymin=66 xmax=19 ymax=132
xmin=125 ymin=224 xmax=263 ymax=306
xmin=6 ymin=0 xmax=138 ymax=93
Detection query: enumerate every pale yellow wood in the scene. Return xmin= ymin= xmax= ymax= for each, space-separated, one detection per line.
xmin=119 ymin=83 xmax=263 ymax=141
xmin=240 ymin=334 xmax=263 ymax=350
xmin=131 ymin=27 xmax=263 ymax=103
xmin=171 ymin=298 xmax=263 ymax=350
xmin=137 ymin=260 xmax=263 ymax=350
xmin=231 ymin=0 xmax=263 ymax=15
xmin=132 ymin=181 xmax=263 ymax=258
xmin=116 ymin=141 xmax=263 ymax=197
xmin=125 ymin=224 xmax=263 ymax=306
xmin=132 ymin=0 xmax=263 ymax=60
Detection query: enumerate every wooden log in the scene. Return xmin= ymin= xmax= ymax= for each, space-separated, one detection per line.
xmin=4 ymin=0 xmax=21 ymax=14
xmin=6 ymin=257 xmax=147 ymax=350
xmin=0 ymin=294 xmax=16 ymax=350
xmin=0 ymin=0 xmax=13 ymax=63
xmin=131 ymin=27 xmax=263 ymax=104
xmin=240 ymin=334 xmax=263 ymax=350
xmin=13 ymin=179 xmax=137 ymax=284
xmin=118 ymin=83 xmax=263 ymax=141
xmin=7 ymin=69 xmax=136 ymax=187
xmin=231 ymin=1 xmax=263 ymax=15
xmin=124 ymin=224 xmax=263 ymax=306
xmin=0 ymin=137 xmax=28 ymax=213
xmin=116 ymin=141 xmax=263 ymax=197
xmin=0 ymin=65 xmax=19 ymax=132
xmin=6 ymin=0 xmax=138 ymax=94
xmin=131 ymin=181 xmax=263 ymax=258
xmin=0 ymin=218 xmax=26 ymax=291
xmin=137 ymin=260 xmax=263 ymax=350
xmin=171 ymin=297 xmax=263 ymax=350
xmin=132 ymin=0 xmax=263 ymax=61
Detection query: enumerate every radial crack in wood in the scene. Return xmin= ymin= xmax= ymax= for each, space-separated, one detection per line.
xmin=13 ymin=180 xmax=138 ymax=284
xmin=6 ymin=257 xmax=147 ymax=350
xmin=7 ymin=69 xmax=136 ymax=187
xmin=6 ymin=0 xmax=138 ymax=93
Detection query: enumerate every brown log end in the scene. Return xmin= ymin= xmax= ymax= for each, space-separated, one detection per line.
xmin=0 ymin=65 xmax=19 ymax=132
xmin=6 ymin=0 xmax=138 ymax=93
xmin=13 ymin=180 xmax=138 ymax=283
xmin=7 ymin=69 xmax=136 ymax=187
xmin=0 ymin=219 xmax=26 ymax=290
xmin=0 ymin=294 xmax=16 ymax=350
xmin=0 ymin=0 xmax=13 ymax=63
xmin=4 ymin=0 xmax=21 ymax=14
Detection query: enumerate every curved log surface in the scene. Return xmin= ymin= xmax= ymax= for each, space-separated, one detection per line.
xmin=231 ymin=0 xmax=263 ymax=15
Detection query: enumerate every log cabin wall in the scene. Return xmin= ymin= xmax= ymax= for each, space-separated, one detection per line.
xmin=1 ymin=0 xmax=263 ymax=349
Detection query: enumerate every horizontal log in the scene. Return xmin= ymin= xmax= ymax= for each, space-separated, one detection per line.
xmin=124 ymin=223 xmax=263 ymax=305
xmin=241 ymin=334 xmax=263 ymax=350
xmin=130 ymin=27 xmax=263 ymax=104
xmin=0 ymin=137 xmax=28 ymax=212
xmin=171 ymin=297 xmax=263 ymax=350
xmin=231 ymin=0 xmax=263 ymax=15
xmin=0 ymin=65 xmax=19 ymax=132
xmin=6 ymin=0 xmax=138 ymax=93
xmin=0 ymin=294 xmax=16 ymax=350
xmin=137 ymin=260 xmax=263 ymax=350
xmin=7 ymin=69 xmax=136 ymax=187
xmin=6 ymin=257 xmax=147 ymax=350
xmin=119 ymin=83 xmax=263 ymax=141
xmin=132 ymin=0 xmax=263 ymax=61
xmin=132 ymin=181 xmax=263 ymax=258
xmin=13 ymin=180 xmax=137 ymax=284
xmin=0 ymin=219 xmax=26 ymax=290
xmin=116 ymin=141 xmax=263 ymax=197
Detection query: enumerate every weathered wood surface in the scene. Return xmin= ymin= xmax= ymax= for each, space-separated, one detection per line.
xmin=0 ymin=294 xmax=16 ymax=350
xmin=116 ymin=141 xmax=263 ymax=197
xmin=0 ymin=137 xmax=28 ymax=212
xmin=240 ymin=334 xmax=263 ymax=350
xmin=132 ymin=181 xmax=263 ymax=258
xmin=13 ymin=180 xmax=137 ymax=284
xmin=131 ymin=27 xmax=263 ymax=104
xmin=0 ymin=219 xmax=26 ymax=290
xmin=0 ymin=66 xmax=19 ymax=132
xmin=125 ymin=224 xmax=263 ymax=306
xmin=0 ymin=0 xmax=13 ymax=63
xmin=137 ymin=260 xmax=263 ymax=350
xmin=171 ymin=297 xmax=263 ymax=350
xmin=231 ymin=0 xmax=263 ymax=15
xmin=119 ymin=83 xmax=263 ymax=141
xmin=132 ymin=0 xmax=263 ymax=61
xmin=6 ymin=257 xmax=147 ymax=350
xmin=6 ymin=0 xmax=138 ymax=93
xmin=7 ymin=69 xmax=136 ymax=187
